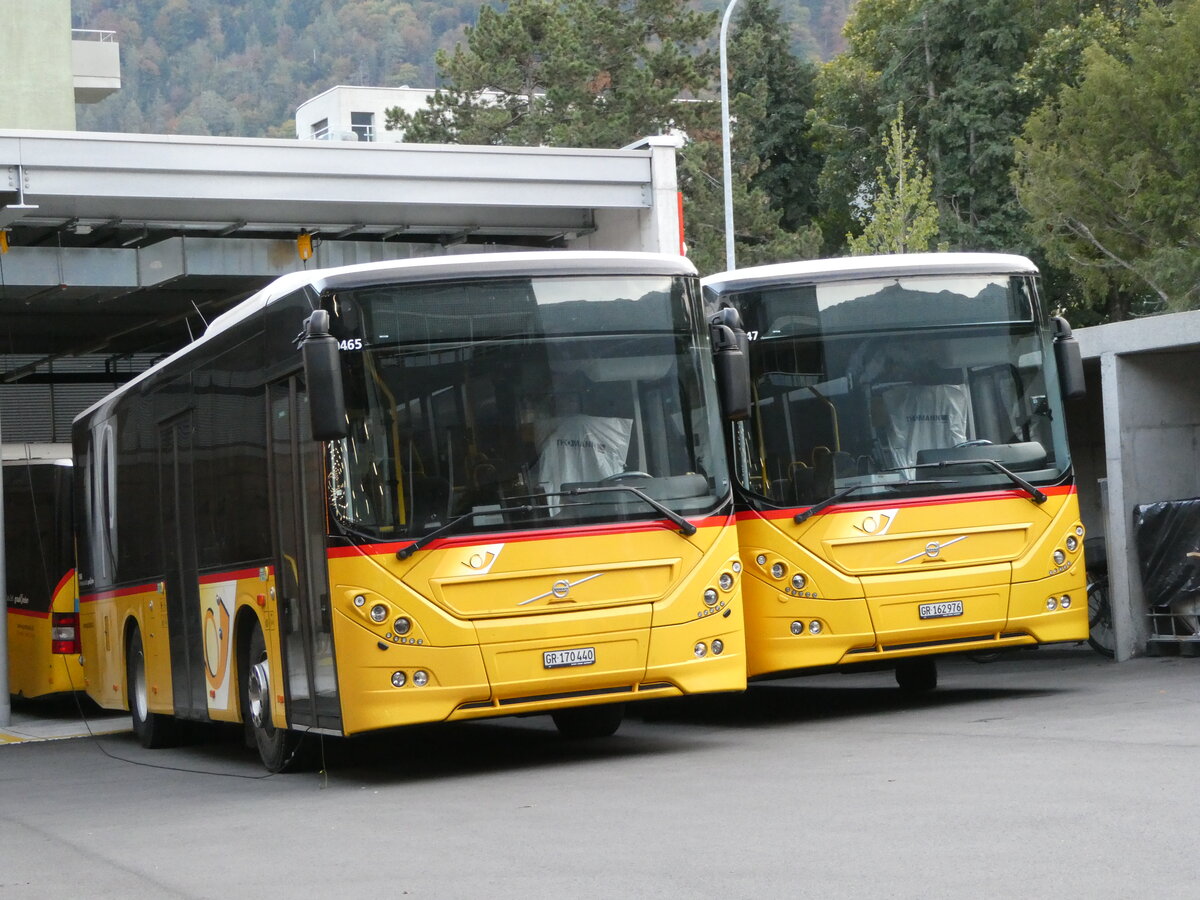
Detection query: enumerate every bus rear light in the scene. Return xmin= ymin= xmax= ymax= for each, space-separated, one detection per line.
xmin=51 ymin=613 xmax=80 ymax=654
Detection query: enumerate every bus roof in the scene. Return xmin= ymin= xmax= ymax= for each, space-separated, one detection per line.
xmin=701 ymin=252 xmax=1039 ymax=295
xmin=73 ymin=250 xmax=697 ymax=426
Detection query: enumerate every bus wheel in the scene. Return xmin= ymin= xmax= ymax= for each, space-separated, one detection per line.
xmin=551 ymin=703 xmax=624 ymax=739
xmin=895 ymin=658 xmax=938 ymax=693
xmin=241 ymin=622 xmax=310 ymax=773
xmin=127 ymin=627 xmax=178 ymax=748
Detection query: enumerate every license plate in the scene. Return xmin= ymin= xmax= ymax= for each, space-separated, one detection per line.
xmin=544 ymin=646 xmax=596 ymax=669
xmin=919 ymin=600 xmax=964 ymax=620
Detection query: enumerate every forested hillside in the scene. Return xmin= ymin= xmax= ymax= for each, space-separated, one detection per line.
xmin=72 ymin=0 xmax=850 ymax=137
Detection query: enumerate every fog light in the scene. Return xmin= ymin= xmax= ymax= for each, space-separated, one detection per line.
xmin=370 ymin=604 xmax=388 ymax=623
xmin=756 ymin=554 xmax=768 ymax=566
xmin=1066 ymin=535 xmax=1078 ymax=552
xmin=732 ymin=561 xmax=742 ymax=573
xmin=1075 ymin=525 xmax=1085 ymax=536
xmin=354 ymin=594 xmax=366 ymax=607
xmin=391 ymin=671 xmax=406 ymax=688
xmin=809 ymin=620 xmax=822 ymax=635
xmin=1046 ymin=596 xmax=1058 ymax=611
xmin=790 ymin=620 xmax=805 ymax=635
xmin=719 ymin=572 xmax=735 ymax=591
xmin=393 ymin=617 xmax=411 ymax=635
xmin=771 ymin=562 xmax=786 ymax=579
xmin=703 ymin=588 xmax=719 ymax=607
xmin=694 ymin=642 xmax=708 ymax=658
xmin=1053 ymin=550 xmax=1066 ymax=566
xmin=791 ymin=573 xmax=806 ymax=590
xmin=412 ymin=670 xmax=429 ymax=687
xmin=711 ymin=639 xmax=724 ymax=655
xmin=1061 ymin=594 xmax=1072 ymax=609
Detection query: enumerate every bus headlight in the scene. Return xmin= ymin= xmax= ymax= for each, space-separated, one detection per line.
xmin=353 ymin=594 xmax=366 ymax=607
xmin=756 ymin=554 xmax=768 ymax=566
xmin=771 ymin=562 xmax=786 ymax=579
xmin=732 ymin=561 xmax=742 ymax=574
xmin=711 ymin=639 xmax=724 ymax=655
xmin=1053 ymin=550 xmax=1066 ymax=566
xmin=809 ymin=620 xmax=822 ymax=635
xmin=370 ymin=604 xmax=389 ymax=623
xmin=1046 ymin=596 xmax=1058 ymax=611
xmin=791 ymin=573 xmax=807 ymax=590
xmin=412 ymin=670 xmax=429 ymax=687
xmin=393 ymin=617 xmax=411 ymax=635
xmin=719 ymin=572 xmax=735 ymax=591
xmin=1061 ymin=595 xmax=1072 ymax=609
xmin=703 ymin=588 xmax=719 ymax=607
xmin=790 ymin=621 xmax=805 ymax=635
xmin=391 ymin=671 xmax=407 ymax=687
xmin=1066 ymin=535 xmax=1078 ymax=552
xmin=694 ymin=642 xmax=708 ymax=658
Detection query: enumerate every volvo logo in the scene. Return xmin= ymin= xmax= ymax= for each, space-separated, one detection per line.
xmin=518 ymin=572 xmax=603 ymax=606
xmin=897 ymin=535 xmax=966 ymax=564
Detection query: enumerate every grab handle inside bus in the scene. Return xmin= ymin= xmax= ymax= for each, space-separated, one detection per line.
xmin=300 ymin=309 xmax=349 ymax=440
xmin=710 ymin=308 xmax=751 ymax=422
xmin=1052 ymin=315 xmax=1086 ymax=400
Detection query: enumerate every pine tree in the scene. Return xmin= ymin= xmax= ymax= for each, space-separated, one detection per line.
xmin=848 ymin=103 xmax=941 ymax=255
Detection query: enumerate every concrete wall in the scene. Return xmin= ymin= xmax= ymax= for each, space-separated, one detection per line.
xmin=1075 ymin=311 xmax=1200 ymax=659
xmin=0 ymin=0 xmax=76 ymax=130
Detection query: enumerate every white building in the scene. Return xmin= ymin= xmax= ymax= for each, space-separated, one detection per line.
xmin=295 ymin=85 xmax=438 ymax=143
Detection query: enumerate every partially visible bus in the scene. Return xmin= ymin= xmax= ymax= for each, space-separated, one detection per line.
xmin=702 ymin=253 xmax=1088 ymax=690
xmin=75 ymin=251 xmax=748 ymax=770
xmin=4 ymin=443 xmax=82 ymax=699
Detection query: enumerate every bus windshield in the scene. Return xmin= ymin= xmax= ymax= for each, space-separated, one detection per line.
xmin=726 ymin=272 xmax=1072 ymax=507
xmin=326 ymin=273 xmax=729 ymax=541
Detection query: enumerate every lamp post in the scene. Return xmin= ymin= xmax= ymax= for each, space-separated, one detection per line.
xmin=719 ymin=0 xmax=744 ymax=272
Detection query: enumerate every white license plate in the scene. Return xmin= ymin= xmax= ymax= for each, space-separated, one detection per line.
xmin=544 ymin=646 xmax=596 ymax=669
xmin=919 ymin=600 xmax=964 ymax=620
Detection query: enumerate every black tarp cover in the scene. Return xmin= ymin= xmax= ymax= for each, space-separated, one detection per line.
xmin=1132 ymin=497 xmax=1200 ymax=609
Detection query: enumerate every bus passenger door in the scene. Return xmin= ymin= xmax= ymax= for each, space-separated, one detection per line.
xmin=159 ymin=415 xmax=207 ymax=718
xmin=268 ymin=379 xmax=342 ymax=732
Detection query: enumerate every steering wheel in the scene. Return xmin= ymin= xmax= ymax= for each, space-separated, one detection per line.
xmin=600 ymin=470 xmax=653 ymax=483
xmin=954 ymin=439 xmax=993 ymax=448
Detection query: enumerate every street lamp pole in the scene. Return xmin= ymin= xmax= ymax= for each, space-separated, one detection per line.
xmin=719 ymin=0 xmax=743 ymax=272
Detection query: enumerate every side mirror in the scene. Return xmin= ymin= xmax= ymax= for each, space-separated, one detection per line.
xmin=300 ymin=309 xmax=348 ymax=441
xmin=710 ymin=307 xmax=751 ymax=422
xmin=1052 ymin=315 xmax=1086 ymax=400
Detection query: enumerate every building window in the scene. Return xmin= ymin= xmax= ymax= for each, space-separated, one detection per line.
xmin=351 ymin=111 xmax=375 ymax=142
xmin=311 ymin=118 xmax=329 ymax=140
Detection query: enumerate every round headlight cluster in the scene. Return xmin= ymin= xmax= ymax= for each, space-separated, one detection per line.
xmin=1066 ymin=535 xmax=1079 ymax=552
xmin=694 ymin=642 xmax=708 ymax=658
xmin=1046 ymin=596 xmax=1058 ymax=611
xmin=1052 ymin=549 xmax=1066 ymax=566
xmin=370 ymin=604 xmax=388 ymax=623
xmin=790 ymin=619 xmax=823 ymax=636
xmin=719 ymin=572 xmax=735 ymax=591
xmin=771 ymin=562 xmax=786 ymax=579
xmin=391 ymin=670 xmax=431 ymax=688
xmin=790 ymin=620 xmax=805 ymax=635
xmin=703 ymin=588 xmax=720 ymax=607
xmin=393 ymin=617 xmax=411 ymax=635
xmin=791 ymin=573 xmax=807 ymax=591
xmin=1061 ymin=594 xmax=1072 ymax=609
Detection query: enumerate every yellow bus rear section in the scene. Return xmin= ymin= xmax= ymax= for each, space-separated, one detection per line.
xmin=738 ymin=491 xmax=1089 ymax=678
xmin=7 ymin=571 xmax=85 ymax=699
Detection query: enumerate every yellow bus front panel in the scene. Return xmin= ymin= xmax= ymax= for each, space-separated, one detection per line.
xmin=738 ymin=489 xmax=1088 ymax=678
xmin=325 ymin=519 xmax=744 ymax=735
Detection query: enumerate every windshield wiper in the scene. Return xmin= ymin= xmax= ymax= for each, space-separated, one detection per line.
xmin=396 ymin=503 xmax=537 ymax=559
xmin=558 ymin=485 xmax=698 ymax=536
xmin=896 ymin=458 xmax=1047 ymax=504
xmin=793 ymin=478 xmax=960 ymax=524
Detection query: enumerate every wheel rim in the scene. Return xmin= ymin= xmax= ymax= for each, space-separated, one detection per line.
xmin=248 ymin=659 xmax=271 ymax=730
xmin=131 ymin=647 xmax=149 ymax=722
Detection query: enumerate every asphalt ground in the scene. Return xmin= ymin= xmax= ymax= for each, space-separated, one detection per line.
xmin=2 ymin=644 xmax=1197 ymax=898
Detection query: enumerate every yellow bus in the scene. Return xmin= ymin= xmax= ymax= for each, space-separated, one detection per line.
xmin=74 ymin=251 xmax=748 ymax=770
xmin=702 ymin=253 xmax=1088 ymax=690
xmin=4 ymin=443 xmax=83 ymax=699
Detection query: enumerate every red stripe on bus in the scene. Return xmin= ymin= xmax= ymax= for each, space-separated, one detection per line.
xmin=52 ymin=569 xmax=75 ymax=599
xmin=327 ymin=514 xmax=734 ymax=560
xmin=7 ymin=607 xmax=49 ymax=619
xmin=198 ymin=567 xmax=265 ymax=584
xmin=740 ymin=484 xmax=1077 ymax=523
xmin=80 ymin=582 xmax=160 ymax=603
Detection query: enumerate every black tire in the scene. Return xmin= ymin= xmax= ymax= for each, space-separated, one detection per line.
xmin=1087 ymin=575 xmax=1116 ymax=658
xmin=895 ymin=657 xmax=938 ymax=693
xmin=551 ymin=703 xmax=624 ymax=739
xmin=241 ymin=621 xmax=311 ymax=772
xmin=127 ymin=626 xmax=178 ymax=748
